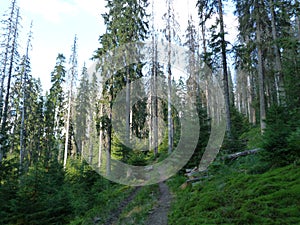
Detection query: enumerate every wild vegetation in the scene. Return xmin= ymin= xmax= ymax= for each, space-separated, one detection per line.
xmin=0 ymin=0 xmax=299 ymax=224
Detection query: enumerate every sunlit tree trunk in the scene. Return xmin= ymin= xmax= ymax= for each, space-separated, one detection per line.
xmin=255 ymin=0 xmax=266 ymax=133
xmin=167 ymin=0 xmax=173 ymax=154
xmin=98 ymin=104 xmax=103 ymax=168
xmin=20 ymin=22 xmax=33 ymax=173
xmin=0 ymin=0 xmax=17 ymax=122
xmin=269 ymin=0 xmax=285 ymax=105
xmin=0 ymin=8 xmax=20 ymax=163
xmin=217 ymin=0 xmax=231 ymax=136
xmin=64 ymin=35 xmax=78 ymax=168
xmin=125 ymin=71 xmax=131 ymax=144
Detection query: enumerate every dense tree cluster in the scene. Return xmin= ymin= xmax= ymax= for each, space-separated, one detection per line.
xmin=0 ymin=0 xmax=299 ymax=223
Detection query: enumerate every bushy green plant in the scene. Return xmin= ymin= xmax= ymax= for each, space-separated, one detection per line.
xmin=262 ymin=105 xmax=299 ymax=167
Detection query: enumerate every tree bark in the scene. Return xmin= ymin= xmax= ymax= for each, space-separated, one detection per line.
xmin=255 ymin=0 xmax=266 ymax=133
xmin=125 ymin=70 xmax=131 ymax=145
xmin=0 ymin=8 xmax=19 ymax=163
xmin=167 ymin=0 xmax=173 ymax=154
xmin=223 ymin=148 xmax=262 ymax=160
xmin=217 ymin=0 xmax=231 ymax=136
xmin=0 ymin=0 xmax=17 ymax=122
xmin=64 ymin=36 xmax=77 ymax=168
xmin=20 ymin=23 xmax=32 ymax=172
xmin=269 ymin=0 xmax=285 ymax=105
xmin=98 ymin=104 xmax=103 ymax=168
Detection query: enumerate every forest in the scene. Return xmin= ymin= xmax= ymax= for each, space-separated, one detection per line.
xmin=0 ymin=0 xmax=299 ymax=224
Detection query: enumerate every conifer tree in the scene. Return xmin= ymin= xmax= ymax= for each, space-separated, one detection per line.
xmin=197 ymin=0 xmax=232 ymax=136
xmin=45 ymin=54 xmax=66 ymax=164
xmin=94 ymin=0 xmax=149 ymax=174
xmin=64 ymin=35 xmax=78 ymax=168
xmin=19 ymin=21 xmax=33 ymax=172
xmin=75 ymin=64 xmax=89 ymax=157
xmin=0 ymin=3 xmax=20 ymax=163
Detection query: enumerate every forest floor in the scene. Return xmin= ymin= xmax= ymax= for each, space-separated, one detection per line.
xmin=101 ymin=187 xmax=142 ymax=225
xmin=145 ymin=182 xmax=172 ymax=225
xmin=100 ymin=182 xmax=172 ymax=225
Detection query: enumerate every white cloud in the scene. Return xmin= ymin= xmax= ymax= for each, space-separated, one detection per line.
xmin=19 ymin=0 xmax=79 ymax=23
xmin=73 ymin=0 xmax=107 ymax=18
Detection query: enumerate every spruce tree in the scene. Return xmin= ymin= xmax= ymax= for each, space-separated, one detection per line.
xmin=45 ymin=54 xmax=66 ymax=165
xmin=94 ymin=0 xmax=149 ymax=173
xmin=0 ymin=4 xmax=20 ymax=163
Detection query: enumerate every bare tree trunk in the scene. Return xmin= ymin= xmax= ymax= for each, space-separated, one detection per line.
xmin=296 ymin=15 xmax=300 ymax=42
xmin=88 ymin=109 xmax=93 ymax=164
xmin=125 ymin=72 xmax=131 ymax=145
xmin=255 ymin=0 xmax=266 ymax=133
xmin=64 ymin=36 xmax=77 ymax=168
xmin=218 ymin=0 xmax=231 ymax=136
xmin=19 ymin=65 xmax=26 ymax=172
xmin=248 ymin=74 xmax=256 ymax=125
xmin=167 ymin=0 xmax=173 ymax=154
xmin=64 ymin=90 xmax=72 ymax=168
xmin=20 ymin=22 xmax=32 ymax=173
xmin=269 ymin=0 xmax=285 ymax=104
xmin=150 ymin=9 xmax=159 ymax=155
xmin=98 ymin=104 xmax=103 ymax=168
xmin=106 ymin=97 xmax=112 ymax=176
xmin=200 ymin=13 xmax=211 ymax=118
xmin=0 ymin=8 xmax=19 ymax=163
xmin=0 ymin=0 xmax=17 ymax=122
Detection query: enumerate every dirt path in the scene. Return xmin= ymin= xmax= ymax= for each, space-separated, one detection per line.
xmin=95 ymin=187 xmax=141 ymax=225
xmin=146 ymin=182 xmax=172 ymax=225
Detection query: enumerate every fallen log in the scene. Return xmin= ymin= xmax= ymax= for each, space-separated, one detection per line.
xmin=180 ymin=148 xmax=262 ymax=189
xmin=222 ymin=148 xmax=262 ymax=160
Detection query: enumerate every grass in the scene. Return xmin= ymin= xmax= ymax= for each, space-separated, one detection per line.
xmin=116 ymin=184 xmax=160 ymax=225
xmin=167 ymin=158 xmax=300 ymax=225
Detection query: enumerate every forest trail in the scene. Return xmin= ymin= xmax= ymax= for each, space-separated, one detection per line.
xmin=145 ymin=182 xmax=172 ymax=225
xmin=99 ymin=187 xmax=141 ymax=225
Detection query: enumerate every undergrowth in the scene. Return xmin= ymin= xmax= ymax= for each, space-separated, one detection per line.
xmin=116 ymin=184 xmax=159 ymax=225
xmin=167 ymin=160 xmax=300 ymax=225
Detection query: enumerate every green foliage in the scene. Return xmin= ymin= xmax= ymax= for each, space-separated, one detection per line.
xmin=127 ymin=151 xmax=148 ymax=166
xmin=240 ymin=126 xmax=263 ymax=149
xmin=222 ymin=108 xmax=250 ymax=154
xmin=262 ymin=105 xmax=300 ymax=167
xmin=116 ymin=185 xmax=159 ymax=225
xmin=168 ymin=164 xmax=300 ymax=224
xmin=0 ymin=161 xmax=71 ymax=225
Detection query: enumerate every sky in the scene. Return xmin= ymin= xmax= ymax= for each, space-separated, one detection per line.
xmin=0 ymin=0 xmax=238 ymax=92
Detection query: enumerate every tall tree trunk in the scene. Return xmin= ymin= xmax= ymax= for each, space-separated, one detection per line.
xmin=0 ymin=8 xmax=19 ymax=163
xmin=20 ymin=23 xmax=32 ymax=172
xmin=98 ymin=104 xmax=103 ymax=168
xmin=269 ymin=0 xmax=285 ymax=104
xmin=255 ymin=0 xmax=266 ymax=133
xmin=64 ymin=36 xmax=77 ymax=168
xmin=64 ymin=90 xmax=72 ymax=168
xmin=0 ymin=0 xmax=17 ymax=122
xmin=200 ymin=18 xmax=211 ymax=118
xmin=150 ymin=0 xmax=158 ymax=156
xmin=167 ymin=0 xmax=173 ymax=154
xmin=125 ymin=71 xmax=131 ymax=144
xmin=19 ymin=62 xmax=26 ymax=172
xmin=217 ymin=0 xmax=231 ymax=136
xmin=296 ymin=15 xmax=300 ymax=42
xmin=88 ymin=108 xmax=93 ymax=164
xmin=248 ymin=73 xmax=256 ymax=125
xmin=106 ymin=95 xmax=112 ymax=176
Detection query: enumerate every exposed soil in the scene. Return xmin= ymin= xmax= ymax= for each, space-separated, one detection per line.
xmin=145 ymin=182 xmax=172 ymax=225
xmin=95 ymin=182 xmax=172 ymax=225
xmin=95 ymin=187 xmax=141 ymax=225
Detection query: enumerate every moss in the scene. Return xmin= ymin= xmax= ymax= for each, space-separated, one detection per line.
xmin=168 ymin=164 xmax=300 ymax=224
